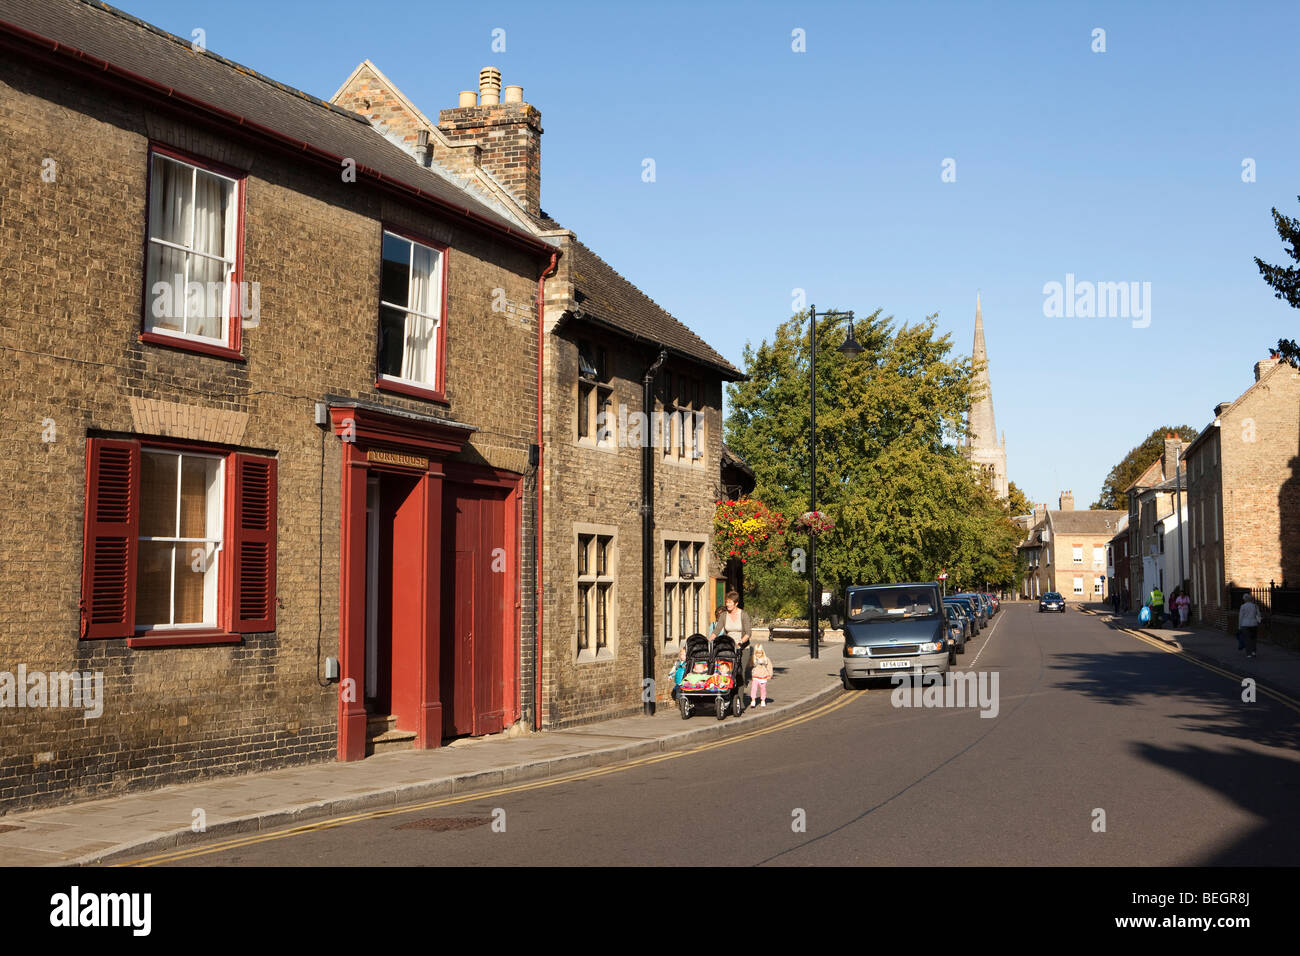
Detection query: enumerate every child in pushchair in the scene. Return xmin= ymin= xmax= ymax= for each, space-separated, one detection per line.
xmin=678 ymin=633 xmax=745 ymax=720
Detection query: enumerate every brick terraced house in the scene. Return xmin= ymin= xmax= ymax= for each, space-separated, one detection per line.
xmin=0 ymin=0 xmax=557 ymax=811
xmin=331 ymin=63 xmax=744 ymax=728
xmin=1183 ymin=355 xmax=1300 ymax=629
xmin=0 ymin=2 xmax=742 ymax=812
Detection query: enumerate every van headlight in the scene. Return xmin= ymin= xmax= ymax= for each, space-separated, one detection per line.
xmin=921 ymin=641 xmax=943 ymax=652
xmin=845 ymin=646 xmax=868 ymax=656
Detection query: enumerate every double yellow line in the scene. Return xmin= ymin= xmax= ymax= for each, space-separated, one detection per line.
xmin=117 ymin=692 xmax=860 ymax=866
xmin=1097 ymin=613 xmax=1300 ymax=717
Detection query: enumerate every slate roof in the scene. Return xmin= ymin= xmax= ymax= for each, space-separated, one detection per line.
xmin=0 ymin=0 xmax=548 ymax=250
xmin=1047 ymin=510 xmax=1126 ymax=536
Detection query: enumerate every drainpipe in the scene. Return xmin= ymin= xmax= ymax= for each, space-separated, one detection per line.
xmin=535 ymin=251 xmax=559 ymax=731
xmin=642 ymin=347 xmax=668 ymax=716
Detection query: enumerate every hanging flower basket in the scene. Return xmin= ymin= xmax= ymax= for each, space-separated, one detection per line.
xmin=713 ymin=498 xmax=787 ymax=565
xmin=796 ymin=511 xmax=835 ymax=536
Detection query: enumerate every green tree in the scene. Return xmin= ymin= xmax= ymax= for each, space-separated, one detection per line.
xmin=1254 ymin=195 xmax=1300 ymax=366
xmin=725 ymin=309 xmax=1024 ymax=616
xmin=1005 ymin=480 xmax=1033 ymax=518
xmin=1091 ymin=425 xmax=1200 ymax=511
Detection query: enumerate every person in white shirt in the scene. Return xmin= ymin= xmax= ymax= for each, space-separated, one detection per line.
xmin=1238 ymin=594 xmax=1263 ymax=658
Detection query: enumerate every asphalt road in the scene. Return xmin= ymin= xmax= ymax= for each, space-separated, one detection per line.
xmin=124 ymin=604 xmax=1300 ymax=866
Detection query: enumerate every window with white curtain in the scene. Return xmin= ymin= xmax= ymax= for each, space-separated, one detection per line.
xmin=378 ymin=230 xmax=443 ymax=390
xmin=145 ymin=151 xmax=239 ymax=344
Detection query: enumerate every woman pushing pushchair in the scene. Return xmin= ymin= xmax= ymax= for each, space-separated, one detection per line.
xmin=711 ymin=591 xmax=754 ymax=699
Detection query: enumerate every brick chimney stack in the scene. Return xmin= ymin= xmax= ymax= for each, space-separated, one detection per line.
xmin=1255 ymin=351 xmax=1282 ymax=382
xmin=1059 ymin=490 xmax=1074 ymax=511
xmin=438 ymin=67 xmax=542 ymax=217
xmin=1163 ymin=433 xmax=1182 ymax=481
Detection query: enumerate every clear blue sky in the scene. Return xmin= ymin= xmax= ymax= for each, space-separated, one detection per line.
xmin=115 ymin=0 xmax=1300 ymax=508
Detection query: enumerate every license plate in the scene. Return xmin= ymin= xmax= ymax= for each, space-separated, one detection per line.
xmin=879 ymin=660 xmax=914 ymax=669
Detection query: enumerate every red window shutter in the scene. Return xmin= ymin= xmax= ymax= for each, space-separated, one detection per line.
xmin=231 ymin=454 xmax=277 ymax=633
xmin=81 ymin=438 xmax=140 ymax=638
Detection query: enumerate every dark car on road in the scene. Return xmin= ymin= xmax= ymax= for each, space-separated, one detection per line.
xmin=1039 ymin=592 xmax=1066 ymax=613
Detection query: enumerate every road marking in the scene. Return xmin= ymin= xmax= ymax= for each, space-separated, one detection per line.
xmin=963 ymin=608 xmax=1006 ymax=669
xmin=117 ymin=692 xmax=861 ymax=866
xmin=1100 ymin=623 xmax=1300 ymax=716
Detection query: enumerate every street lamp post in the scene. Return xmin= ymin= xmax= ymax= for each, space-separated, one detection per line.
xmin=807 ymin=305 xmax=863 ymax=659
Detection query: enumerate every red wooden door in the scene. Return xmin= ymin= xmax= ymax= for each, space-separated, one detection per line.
xmin=440 ymin=483 xmax=509 ymax=738
xmin=473 ymin=489 xmax=505 ymax=736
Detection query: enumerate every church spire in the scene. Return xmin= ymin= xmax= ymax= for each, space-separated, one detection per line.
xmin=969 ymin=294 xmax=996 ymax=449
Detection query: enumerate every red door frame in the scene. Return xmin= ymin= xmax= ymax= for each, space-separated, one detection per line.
xmin=331 ymin=406 xmax=522 ymax=761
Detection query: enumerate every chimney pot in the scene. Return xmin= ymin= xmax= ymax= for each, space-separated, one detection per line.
xmin=458 ymin=90 xmax=477 ymax=108
xmin=503 ymin=85 xmax=523 ymax=104
xmin=479 ymin=67 xmax=501 ymax=106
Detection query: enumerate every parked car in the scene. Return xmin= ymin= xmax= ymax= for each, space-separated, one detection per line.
xmin=1039 ymin=592 xmax=1066 ymax=613
xmin=942 ymin=604 xmax=966 ymax=660
xmin=985 ymin=593 xmax=1000 ymax=613
xmin=832 ymin=582 xmax=949 ymax=689
xmin=943 ymin=599 xmax=975 ymax=646
xmin=950 ymin=594 xmax=988 ymax=630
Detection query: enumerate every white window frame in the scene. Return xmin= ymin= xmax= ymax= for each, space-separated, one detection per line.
xmin=1073 ymin=576 xmax=1084 ymax=595
xmin=378 ymin=230 xmax=443 ymax=391
xmin=145 ymin=152 xmax=239 ymax=346
xmin=1072 ymin=545 xmax=1084 ymax=564
xmin=136 ymin=448 xmax=224 ymax=630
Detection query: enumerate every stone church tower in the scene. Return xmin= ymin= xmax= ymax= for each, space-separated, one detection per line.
xmin=965 ymin=295 xmax=1009 ymax=499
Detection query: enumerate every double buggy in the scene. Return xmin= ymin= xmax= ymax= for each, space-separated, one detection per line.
xmin=678 ymin=633 xmax=744 ymax=720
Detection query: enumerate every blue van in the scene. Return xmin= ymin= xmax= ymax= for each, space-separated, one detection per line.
xmin=833 ymin=582 xmax=949 ymax=689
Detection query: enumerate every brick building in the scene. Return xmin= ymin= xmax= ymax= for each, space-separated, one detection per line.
xmin=331 ymin=62 xmax=743 ymax=728
xmin=1019 ymin=493 xmax=1123 ymax=602
xmin=0 ymin=0 xmax=556 ymax=811
xmin=1124 ymin=435 xmax=1189 ymax=606
xmin=1183 ymin=355 xmax=1300 ymax=628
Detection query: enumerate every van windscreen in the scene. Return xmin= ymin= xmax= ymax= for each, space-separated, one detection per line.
xmin=846 ymin=586 xmax=939 ymax=621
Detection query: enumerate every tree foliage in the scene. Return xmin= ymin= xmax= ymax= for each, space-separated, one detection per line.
xmin=1091 ymin=425 xmax=1200 ymax=511
xmin=1254 ymin=195 xmax=1300 ymax=367
xmin=1005 ymin=480 xmax=1033 ymax=518
xmin=725 ymin=309 xmax=1025 ymax=616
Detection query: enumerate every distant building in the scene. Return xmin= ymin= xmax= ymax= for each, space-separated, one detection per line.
xmin=1020 ymin=493 xmax=1124 ymax=601
xmin=964 ymin=295 xmax=1009 ymax=499
xmin=1183 ymin=355 xmax=1300 ymax=628
xmin=1125 ymin=435 xmax=1190 ymax=605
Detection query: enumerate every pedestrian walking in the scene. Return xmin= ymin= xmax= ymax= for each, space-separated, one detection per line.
xmin=1175 ymin=591 xmax=1191 ymax=627
xmin=1149 ymin=586 xmax=1164 ymax=628
xmin=1238 ymin=594 xmax=1263 ymax=658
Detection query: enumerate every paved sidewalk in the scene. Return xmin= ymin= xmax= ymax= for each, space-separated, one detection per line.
xmin=0 ymin=634 xmax=844 ymax=867
xmin=1079 ymin=603 xmax=1300 ymax=701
